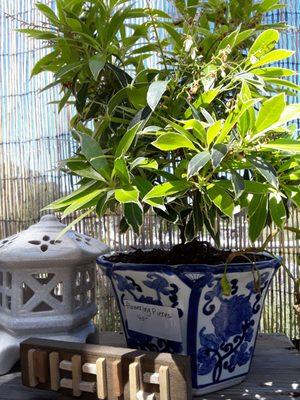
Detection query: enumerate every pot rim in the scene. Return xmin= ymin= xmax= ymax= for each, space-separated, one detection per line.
xmin=97 ymin=252 xmax=282 ymax=272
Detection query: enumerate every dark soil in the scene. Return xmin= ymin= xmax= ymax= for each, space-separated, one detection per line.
xmin=106 ymin=240 xmax=269 ymax=265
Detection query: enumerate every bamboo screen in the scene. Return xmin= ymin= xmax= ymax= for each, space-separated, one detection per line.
xmin=0 ymin=0 xmax=299 ymax=340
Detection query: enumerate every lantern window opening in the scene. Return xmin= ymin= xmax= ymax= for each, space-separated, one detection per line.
xmin=32 ymin=273 xmax=55 ymax=285
xmin=75 ymin=294 xmax=82 ymax=309
xmin=32 ymin=301 xmax=53 ymax=313
xmin=0 ymin=293 xmax=2 ymax=307
xmin=76 ymin=271 xmax=82 ymax=287
xmin=22 ymin=282 xmax=35 ymax=305
xmin=86 ymin=289 xmax=92 ymax=304
xmin=51 ymin=282 xmax=64 ymax=303
xmin=6 ymin=272 xmax=12 ymax=289
xmin=0 ymin=271 xmax=3 ymax=286
xmin=6 ymin=295 xmax=11 ymax=310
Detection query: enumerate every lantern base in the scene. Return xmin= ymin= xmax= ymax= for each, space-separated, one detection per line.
xmin=0 ymin=321 xmax=95 ymax=375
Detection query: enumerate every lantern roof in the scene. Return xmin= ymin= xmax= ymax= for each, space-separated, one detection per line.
xmin=0 ymin=214 xmax=109 ymax=267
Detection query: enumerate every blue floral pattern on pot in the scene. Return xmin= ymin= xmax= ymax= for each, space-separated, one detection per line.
xmin=98 ymin=256 xmax=281 ymax=395
xmin=195 ymin=271 xmax=271 ymax=388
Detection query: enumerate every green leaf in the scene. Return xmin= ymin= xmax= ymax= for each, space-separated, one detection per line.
xmin=248 ymin=29 xmax=279 ymax=58
xmin=249 ymin=195 xmax=268 ymax=242
xmin=66 ymin=17 xmax=82 ymax=31
xmin=250 ymin=49 xmax=294 ymax=69
xmin=36 ymin=3 xmax=59 ymax=25
xmin=248 ymin=156 xmax=279 ymax=188
xmin=185 ymin=88 xmax=221 ymax=118
xmin=56 ymin=209 xmax=95 ymax=240
xmin=158 ymin=22 xmax=184 ymax=47
xmin=55 ymin=62 xmax=83 ymax=80
xmin=184 ymin=119 xmax=207 ymax=144
xmin=62 ymin=188 xmax=105 ymax=217
xmin=58 ymin=90 xmax=72 ymax=113
xmin=107 ymin=63 xmax=132 ymax=87
xmin=244 ymin=181 xmax=271 ymax=194
xmin=96 ymin=190 xmax=114 ymax=217
xmin=248 ymin=194 xmax=263 ymax=217
xmin=147 ymin=81 xmax=168 ymax=111
xmin=17 ymin=28 xmax=57 ymax=40
xmin=264 ymin=77 xmax=300 ymax=91
xmin=231 ymin=171 xmax=245 ymax=199
xmin=269 ymin=193 xmax=286 ymax=229
xmin=89 ymin=54 xmax=106 ymax=80
xmin=162 ymin=118 xmax=197 ymax=143
xmin=256 ymin=0 xmax=285 ymax=12
xmin=255 ymin=93 xmax=285 ymax=134
xmin=152 ymin=133 xmax=196 ymax=151
xmin=124 ymin=202 xmax=143 ymax=235
xmin=130 ymin=157 xmax=158 ymax=170
xmin=216 ymin=26 xmax=240 ymax=53
xmin=115 ymin=187 xmax=139 ymax=203
xmin=278 ymin=104 xmax=300 ymax=125
xmin=260 ymin=138 xmax=300 ymax=153
xmin=114 ymin=157 xmax=130 ymax=185
xmin=283 ymin=185 xmax=300 ymax=208
xmin=144 ymin=181 xmax=191 ymax=200
xmin=221 ymin=273 xmax=231 ymax=296
xmin=217 ymin=98 xmax=260 ymax=143
xmin=78 ymin=133 xmax=110 ymax=180
xmin=67 ymin=160 xmax=108 ymax=181
xmin=115 ymin=122 xmax=143 ymax=157
xmin=30 ymin=50 xmax=58 ymax=77
xmin=187 ymin=151 xmax=211 ymax=178
xmin=119 ymin=217 xmax=129 ymax=234
xmin=207 ymin=120 xmax=223 ymax=146
xmin=235 ymin=29 xmax=255 ymax=46
xmin=211 ymin=144 xmax=228 ymax=168
xmin=252 ymin=67 xmax=296 ymax=77
xmin=43 ymin=181 xmax=97 ymax=211
xmin=207 ymin=184 xmax=234 ymax=217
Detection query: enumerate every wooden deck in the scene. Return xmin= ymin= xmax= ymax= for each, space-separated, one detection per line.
xmin=0 ymin=333 xmax=298 ymax=400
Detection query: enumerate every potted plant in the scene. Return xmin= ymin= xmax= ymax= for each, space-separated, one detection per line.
xmin=21 ymin=0 xmax=300 ymax=394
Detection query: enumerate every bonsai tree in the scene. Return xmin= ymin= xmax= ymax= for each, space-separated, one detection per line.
xmin=20 ymin=0 xmax=300 ymax=247
xmin=20 ymin=3 xmax=300 ymax=391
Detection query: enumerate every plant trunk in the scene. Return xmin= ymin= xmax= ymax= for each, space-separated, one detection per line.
xmin=179 ymin=223 xmax=186 ymax=244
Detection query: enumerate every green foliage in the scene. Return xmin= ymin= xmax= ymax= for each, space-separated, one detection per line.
xmin=23 ymin=0 xmax=300 ymax=245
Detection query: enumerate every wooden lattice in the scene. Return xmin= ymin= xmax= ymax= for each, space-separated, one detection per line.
xmin=21 ymin=338 xmax=192 ymax=400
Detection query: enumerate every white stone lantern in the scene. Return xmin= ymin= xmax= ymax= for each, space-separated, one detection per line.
xmin=0 ymin=214 xmax=109 ymax=374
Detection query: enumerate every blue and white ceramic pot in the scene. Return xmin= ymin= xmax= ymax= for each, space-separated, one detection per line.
xmin=98 ymin=254 xmax=281 ymax=395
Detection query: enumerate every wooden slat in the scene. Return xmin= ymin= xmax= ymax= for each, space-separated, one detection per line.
xmin=60 ymin=378 xmax=96 ymax=393
xmin=27 ymin=349 xmax=38 ymax=388
xmin=96 ymin=358 xmax=107 ymax=399
xmin=33 ymin=350 xmax=48 ymax=384
xmin=49 ymin=352 xmax=60 ymax=391
xmin=143 ymin=372 xmax=160 ymax=385
xmin=159 ymin=366 xmax=170 ymax=400
xmin=59 ymin=360 xmax=72 ymax=371
xmin=72 ymin=355 xmax=82 ymax=397
xmin=111 ymin=360 xmax=123 ymax=398
xmin=129 ymin=362 xmax=139 ymax=400
xmin=82 ymin=363 xmax=97 ymax=375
